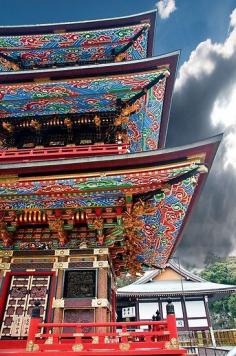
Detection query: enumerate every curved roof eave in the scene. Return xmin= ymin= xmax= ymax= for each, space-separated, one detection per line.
xmin=117 ymin=288 xmax=236 ymax=297
xmin=117 ymin=283 xmax=236 ymax=297
xmin=0 ymin=10 xmax=157 ymax=57
xmin=0 ymin=10 xmax=157 ymax=31
xmin=0 ymin=52 xmax=180 ymax=81
xmin=0 ymin=134 xmax=222 ymax=175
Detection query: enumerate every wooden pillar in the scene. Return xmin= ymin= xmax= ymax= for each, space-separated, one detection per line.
xmin=53 ymin=269 xmax=64 ymax=323
xmin=204 ymin=295 xmax=216 ymax=347
xmin=111 ymin=288 xmax=116 ymax=322
xmin=96 ymin=267 xmax=108 ymax=323
xmin=166 ymin=300 xmax=178 ymax=340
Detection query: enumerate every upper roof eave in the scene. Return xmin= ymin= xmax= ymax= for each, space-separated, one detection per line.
xmin=0 ymin=52 xmax=180 ymax=83
xmin=0 ymin=10 xmax=156 ymax=32
xmin=0 ymin=52 xmax=179 ymax=149
xmin=0 ymin=10 xmax=157 ymax=56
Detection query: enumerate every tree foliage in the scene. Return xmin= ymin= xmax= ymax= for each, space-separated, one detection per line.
xmin=200 ymin=256 xmax=236 ymax=329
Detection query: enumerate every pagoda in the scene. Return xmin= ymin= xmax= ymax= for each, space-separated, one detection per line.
xmin=0 ymin=10 xmax=221 ymax=355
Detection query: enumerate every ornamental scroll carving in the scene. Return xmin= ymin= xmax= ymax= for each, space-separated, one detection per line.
xmin=63 ymin=270 xmax=96 ymax=298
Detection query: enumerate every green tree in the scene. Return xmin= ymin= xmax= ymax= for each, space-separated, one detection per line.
xmin=200 ymin=257 xmax=236 ymax=329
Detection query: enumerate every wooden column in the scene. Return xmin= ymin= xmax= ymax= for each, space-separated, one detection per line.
xmin=96 ymin=266 xmax=108 ymax=323
xmin=53 ymin=267 xmax=64 ymax=323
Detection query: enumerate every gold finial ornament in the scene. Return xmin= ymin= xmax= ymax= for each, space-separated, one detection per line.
xmin=94 ymin=115 xmax=101 ymax=127
xmin=64 ymin=118 xmax=73 ymax=129
xmin=115 ymin=53 xmax=127 ymax=62
xmin=2 ymin=122 xmax=13 ymax=133
xmin=30 ymin=119 xmax=41 ymax=130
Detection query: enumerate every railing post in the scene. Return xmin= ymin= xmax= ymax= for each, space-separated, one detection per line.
xmin=166 ymin=299 xmax=178 ymax=342
xmin=26 ymin=300 xmax=41 ymax=352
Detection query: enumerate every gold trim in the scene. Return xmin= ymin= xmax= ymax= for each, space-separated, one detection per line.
xmin=53 ymin=262 xmax=68 ymax=269
xmin=52 ymin=298 xmax=65 ymax=308
xmin=165 ymin=338 xmax=179 ymax=349
xmin=119 ymin=343 xmax=130 ymax=351
xmin=94 ymin=248 xmax=108 ymax=255
xmin=0 ymin=175 xmax=17 ymax=183
xmin=72 ymin=343 xmax=84 ymax=351
xmin=0 ymin=262 xmax=10 ymax=270
xmin=92 ymin=336 xmax=99 ymax=344
xmin=91 ymin=298 xmax=110 ymax=308
xmin=187 ymin=154 xmax=206 ymax=163
xmin=119 ymin=332 xmax=130 ymax=337
xmin=0 ymin=250 xmax=13 ymax=257
xmin=16 ymin=160 xmax=201 ymax=183
xmin=93 ymin=261 xmax=109 ymax=268
xmin=55 ymin=249 xmax=70 ymax=256
xmin=26 ymin=341 xmax=39 ymax=352
xmin=33 ymin=77 xmax=50 ymax=83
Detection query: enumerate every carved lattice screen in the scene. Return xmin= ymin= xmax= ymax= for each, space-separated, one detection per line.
xmin=0 ymin=274 xmax=51 ymax=338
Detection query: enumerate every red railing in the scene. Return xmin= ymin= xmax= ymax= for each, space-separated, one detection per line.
xmin=0 ymin=144 xmax=128 ymax=163
xmin=26 ymin=315 xmax=187 ymax=355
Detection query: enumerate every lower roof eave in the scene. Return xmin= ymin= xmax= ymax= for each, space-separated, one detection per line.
xmin=0 ymin=134 xmax=222 ymax=175
xmin=117 ymin=289 xmax=236 ymax=298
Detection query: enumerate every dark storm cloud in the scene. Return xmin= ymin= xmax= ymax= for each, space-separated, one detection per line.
xmin=166 ymin=9 xmax=236 ymax=266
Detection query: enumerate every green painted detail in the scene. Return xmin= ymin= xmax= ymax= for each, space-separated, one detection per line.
xmin=64 ymin=224 xmax=74 ymax=230
xmin=7 ymin=226 xmax=16 ymax=232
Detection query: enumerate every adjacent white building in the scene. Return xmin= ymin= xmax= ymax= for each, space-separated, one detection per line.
xmin=117 ymin=261 xmax=236 ymax=331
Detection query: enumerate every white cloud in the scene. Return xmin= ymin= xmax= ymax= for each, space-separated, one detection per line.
xmin=211 ymin=85 xmax=236 ymax=128
xmin=176 ymin=8 xmax=236 ymax=91
xmin=175 ymin=8 xmax=236 ymax=170
xmin=156 ymin=0 xmax=176 ymax=20
xmin=170 ymin=8 xmax=236 ymax=263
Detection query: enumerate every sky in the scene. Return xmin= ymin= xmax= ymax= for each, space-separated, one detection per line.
xmin=1 ymin=0 xmax=236 ymax=267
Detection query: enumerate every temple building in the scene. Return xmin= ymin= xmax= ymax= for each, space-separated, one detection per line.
xmin=117 ymin=260 xmax=236 ymax=331
xmin=0 ymin=10 xmax=222 ymax=354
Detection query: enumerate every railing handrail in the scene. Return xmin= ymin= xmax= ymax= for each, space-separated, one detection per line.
xmin=0 ymin=143 xmax=128 ymax=154
xmin=0 ymin=143 xmax=129 ymax=162
xmin=39 ymin=320 xmax=168 ymax=328
xmin=214 ymin=328 xmax=236 ymax=332
xmin=198 ymin=347 xmax=231 ymax=351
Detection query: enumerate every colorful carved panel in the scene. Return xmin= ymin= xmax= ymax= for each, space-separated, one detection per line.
xmin=128 ymin=78 xmax=166 ymax=152
xmin=0 ymin=161 xmax=202 ymax=269
xmin=0 ymin=274 xmax=51 ymax=338
xmin=0 ymin=24 xmax=149 ymax=71
xmin=0 ymin=68 xmax=169 ymax=151
xmin=0 ymin=163 xmax=195 ymax=196
xmin=0 ymin=70 xmax=163 ymax=117
xmin=136 ymin=174 xmax=199 ymax=267
xmin=0 ymin=164 xmax=197 ymax=210
xmin=0 ymin=193 xmax=125 ymax=210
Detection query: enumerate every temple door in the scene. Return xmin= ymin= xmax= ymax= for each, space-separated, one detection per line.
xmin=0 ymin=274 xmax=51 ymax=338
